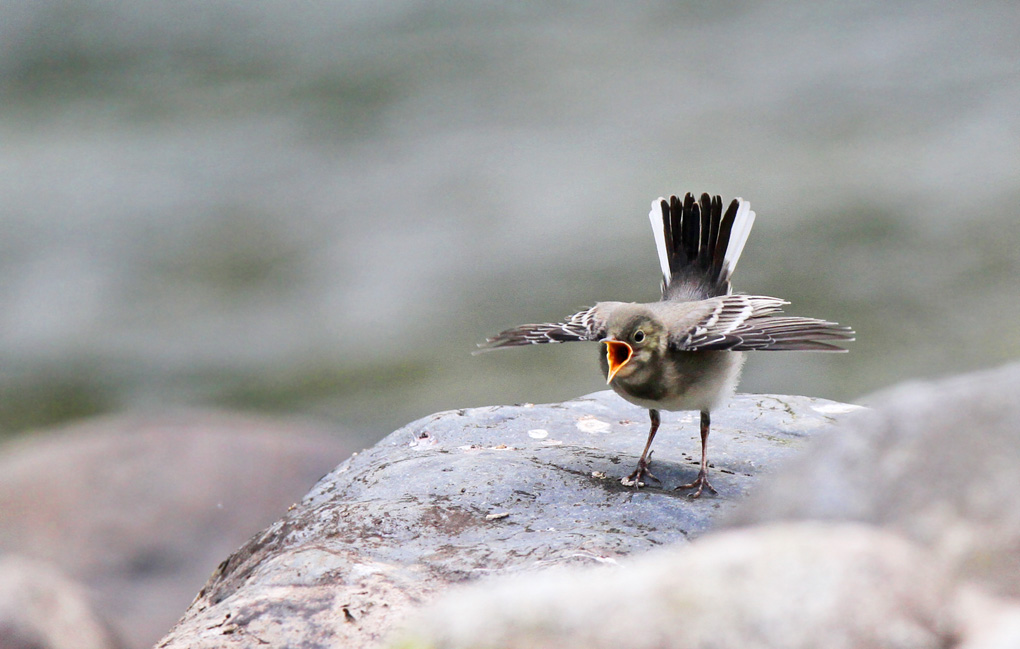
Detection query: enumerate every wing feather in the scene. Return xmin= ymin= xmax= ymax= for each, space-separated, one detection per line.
xmin=475 ymin=305 xmax=611 ymax=353
xmin=675 ymin=295 xmax=855 ymax=352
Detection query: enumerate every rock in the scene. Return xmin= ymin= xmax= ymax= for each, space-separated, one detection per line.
xmin=400 ymin=366 xmax=1020 ymax=649
xmin=156 ymin=391 xmax=854 ymax=648
xmin=723 ymin=362 xmax=1020 ymax=599
xmin=952 ymin=587 xmax=1020 ymax=649
xmin=394 ymin=522 xmax=953 ymax=649
xmin=0 ymin=555 xmax=122 ymax=649
xmin=0 ymin=411 xmax=353 ymax=649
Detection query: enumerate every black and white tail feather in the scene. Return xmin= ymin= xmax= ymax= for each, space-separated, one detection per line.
xmin=477 ymin=192 xmax=854 ymax=353
xmin=649 ymin=192 xmax=754 ymax=300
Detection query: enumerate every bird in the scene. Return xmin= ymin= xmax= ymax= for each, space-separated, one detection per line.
xmin=477 ymin=192 xmax=854 ymax=497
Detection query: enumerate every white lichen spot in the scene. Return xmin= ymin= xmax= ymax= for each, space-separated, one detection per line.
xmin=576 ymin=415 xmax=611 ymax=434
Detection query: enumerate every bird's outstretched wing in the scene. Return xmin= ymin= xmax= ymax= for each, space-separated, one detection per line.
xmin=674 ymin=295 xmax=855 ymax=352
xmin=475 ymin=304 xmax=615 ymax=352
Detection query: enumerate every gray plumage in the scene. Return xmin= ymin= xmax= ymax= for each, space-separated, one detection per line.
xmin=480 ymin=294 xmax=852 ymax=353
xmin=478 ymin=192 xmax=854 ymax=496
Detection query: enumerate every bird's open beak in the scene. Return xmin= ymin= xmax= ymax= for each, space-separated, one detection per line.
xmin=602 ymin=339 xmax=633 ymax=384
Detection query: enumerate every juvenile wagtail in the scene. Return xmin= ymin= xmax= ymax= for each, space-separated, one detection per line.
xmin=478 ymin=192 xmax=854 ymax=497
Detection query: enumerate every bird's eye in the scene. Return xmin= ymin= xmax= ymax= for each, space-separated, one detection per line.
xmin=633 ymin=330 xmax=645 ymax=343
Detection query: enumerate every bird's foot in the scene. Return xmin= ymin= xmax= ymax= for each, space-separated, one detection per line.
xmin=621 ymin=452 xmax=659 ymax=488
xmin=677 ymin=469 xmax=716 ymax=499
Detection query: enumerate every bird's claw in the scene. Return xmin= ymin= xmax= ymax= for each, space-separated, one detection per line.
xmin=622 ymin=452 xmax=659 ymax=488
xmin=677 ymin=469 xmax=716 ymax=499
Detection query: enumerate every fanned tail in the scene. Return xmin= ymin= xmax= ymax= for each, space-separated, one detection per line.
xmin=649 ymin=192 xmax=755 ymax=301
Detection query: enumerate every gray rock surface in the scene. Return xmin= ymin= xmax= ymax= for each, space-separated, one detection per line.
xmin=0 ymin=412 xmax=353 ymax=649
xmin=395 ymin=522 xmax=952 ymax=649
xmin=156 ymin=391 xmax=855 ymax=649
xmin=724 ymin=361 xmax=1020 ymax=599
xmin=394 ymin=363 xmax=1020 ymax=649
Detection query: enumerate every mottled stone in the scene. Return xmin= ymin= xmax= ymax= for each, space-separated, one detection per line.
xmin=157 ymin=391 xmax=854 ymax=649
xmin=395 ymin=522 xmax=952 ymax=649
xmin=725 ymin=362 xmax=1020 ymax=599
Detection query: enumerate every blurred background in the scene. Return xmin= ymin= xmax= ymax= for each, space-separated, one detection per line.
xmin=1 ymin=2 xmax=1019 ymax=646
xmin=1 ymin=0 xmax=1019 ymax=447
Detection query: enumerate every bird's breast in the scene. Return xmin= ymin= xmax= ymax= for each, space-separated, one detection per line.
xmin=604 ymin=350 xmax=746 ymax=413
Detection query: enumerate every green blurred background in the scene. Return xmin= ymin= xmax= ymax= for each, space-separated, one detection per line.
xmin=2 ymin=0 xmax=1018 ymax=447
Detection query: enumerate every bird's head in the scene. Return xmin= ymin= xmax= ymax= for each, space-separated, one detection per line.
xmin=600 ymin=306 xmax=666 ymax=384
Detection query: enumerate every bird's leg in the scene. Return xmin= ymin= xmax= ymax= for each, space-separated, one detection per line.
xmin=678 ymin=410 xmax=717 ymax=498
xmin=624 ymin=409 xmax=660 ymax=487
